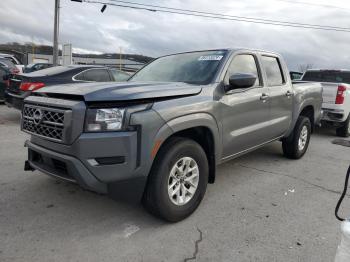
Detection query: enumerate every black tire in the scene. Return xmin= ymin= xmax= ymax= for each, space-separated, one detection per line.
xmin=336 ymin=114 xmax=350 ymax=137
xmin=282 ymin=116 xmax=311 ymax=159
xmin=142 ymin=137 xmax=208 ymax=222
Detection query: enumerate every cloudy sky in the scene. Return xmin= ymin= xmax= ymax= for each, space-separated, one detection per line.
xmin=1 ymin=0 xmax=350 ymax=70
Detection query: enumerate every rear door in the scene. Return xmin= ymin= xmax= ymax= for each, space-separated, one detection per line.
xmin=220 ymin=53 xmax=271 ymax=158
xmin=260 ymin=55 xmax=293 ymax=138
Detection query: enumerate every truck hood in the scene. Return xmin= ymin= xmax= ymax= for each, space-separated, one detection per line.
xmin=35 ymin=81 xmax=202 ymax=101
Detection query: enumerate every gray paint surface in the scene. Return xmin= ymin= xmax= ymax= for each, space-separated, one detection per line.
xmin=0 ymin=106 xmax=346 ymax=262
xmin=23 ymin=49 xmax=322 ymax=195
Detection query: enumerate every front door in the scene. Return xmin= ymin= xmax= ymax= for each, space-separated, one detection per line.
xmin=220 ymin=53 xmax=271 ymax=159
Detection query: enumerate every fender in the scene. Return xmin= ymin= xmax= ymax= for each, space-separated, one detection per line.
xmin=153 ymin=113 xmax=222 ymax=163
xmin=286 ymin=96 xmax=316 ymax=138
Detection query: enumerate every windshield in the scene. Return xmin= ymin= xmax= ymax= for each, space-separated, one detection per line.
xmin=302 ymin=70 xmax=350 ymax=84
xmin=129 ymin=50 xmax=228 ymax=84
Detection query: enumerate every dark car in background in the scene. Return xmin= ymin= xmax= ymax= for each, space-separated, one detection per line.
xmin=5 ymin=65 xmax=131 ymax=110
xmin=0 ymin=66 xmax=11 ymax=102
xmin=290 ymin=71 xmax=303 ymax=81
xmin=0 ymin=58 xmax=20 ymax=75
xmin=23 ymin=63 xmax=53 ymax=73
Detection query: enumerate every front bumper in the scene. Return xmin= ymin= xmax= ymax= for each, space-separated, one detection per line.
xmin=25 ymin=129 xmax=148 ymax=199
xmin=25 ymin=140 xmax=107 ymax=193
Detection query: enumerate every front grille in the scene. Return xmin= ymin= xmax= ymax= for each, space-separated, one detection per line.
xmin=22 ymin=104 xmax=66 ymax=142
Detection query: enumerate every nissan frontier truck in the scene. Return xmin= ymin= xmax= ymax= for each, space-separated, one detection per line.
xmin=21 ymin=49 xmax=322 ymax=221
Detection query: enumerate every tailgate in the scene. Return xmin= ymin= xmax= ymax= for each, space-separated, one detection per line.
xmin=320 ymin=82 xmax=339 ymax=104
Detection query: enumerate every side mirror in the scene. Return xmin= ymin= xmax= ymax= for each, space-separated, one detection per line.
xmin=227 ymin=73 xmax=257 ymax=91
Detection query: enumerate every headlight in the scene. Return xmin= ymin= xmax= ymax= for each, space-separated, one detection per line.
xmin=85 ymin=108 xmax=125 ymax=132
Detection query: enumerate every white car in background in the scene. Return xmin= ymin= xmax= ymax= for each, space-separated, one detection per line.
xmin=302 ymin=69 xmax=350 ymax=137
xmin=0 ymin=53 xmax=24 ymax=73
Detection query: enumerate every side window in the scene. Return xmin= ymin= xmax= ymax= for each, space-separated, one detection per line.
xmin=225 ymin=54 xmax=260 ymax=86
xmin=110 ymin=69 xmax=130 ymax=81
xmin=74 ymin=71 xmax=85 ymax=81
xmin=261 ymin=56 xmax=284 ymax=86
xmin=84 ymin=69 xmax=111 ymax=82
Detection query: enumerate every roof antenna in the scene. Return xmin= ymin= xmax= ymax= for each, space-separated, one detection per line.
xmin=101 ymin=4 xmax=107 ymax=13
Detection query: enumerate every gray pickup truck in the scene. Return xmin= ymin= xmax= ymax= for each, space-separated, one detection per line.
xmin=21 ymin=49 xmax=322 ymax=221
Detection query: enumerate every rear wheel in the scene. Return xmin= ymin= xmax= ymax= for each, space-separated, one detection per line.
xmin=143 ymin=137 xmax=208 ymax=222
xmin=336 ymin=114 xmax=350 ymax=137
xmin=282 ymin=116 xmax=311 ymax=159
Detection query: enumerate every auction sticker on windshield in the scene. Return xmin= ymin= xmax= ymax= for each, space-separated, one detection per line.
xmin=198 ymin=55 xmax=223 ymax=61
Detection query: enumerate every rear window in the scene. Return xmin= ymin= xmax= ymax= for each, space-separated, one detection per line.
xmin=74 ymin=69 xmax=112 ymax=82
xmin=110 ymin=69 xmax=130 ymax=81
xmin=302 ymin=71 xmax=350 ymax=84
xmin=83 ymin=69 xmax=111 ymax=82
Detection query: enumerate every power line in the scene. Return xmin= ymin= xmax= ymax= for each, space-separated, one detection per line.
xmin=107 ymin=0 xmax=350 ymax=30
xmin=273 ymin=0 xmax=350 ymax=10
xmin=81 ymin=0 xmax=350 ymax=32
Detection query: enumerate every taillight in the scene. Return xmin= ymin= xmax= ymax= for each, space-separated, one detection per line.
xmin=20 ymin=82 xmax=45 ymax=91
xmin=335 ymin=85 xmax=347 ymax=104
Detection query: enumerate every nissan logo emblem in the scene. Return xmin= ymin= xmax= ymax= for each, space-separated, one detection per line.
xmin=33 ymin=109 xmax=43 ymax=125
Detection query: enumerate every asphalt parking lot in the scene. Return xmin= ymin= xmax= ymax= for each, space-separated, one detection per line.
xmin=0 ymin=104 xmax=349 ymax=262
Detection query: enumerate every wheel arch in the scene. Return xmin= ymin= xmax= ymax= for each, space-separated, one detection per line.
xmin=299 ymin=105 xmax=315 ymax=132
xmin=286 ymin=102 xmax=316 ymax=138
xmin=152 ymin=113 xmax=221 ymax=184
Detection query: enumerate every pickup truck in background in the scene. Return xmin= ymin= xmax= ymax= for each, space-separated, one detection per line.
xmin=21 ymin=48 xmax=322 ymax=222
xmin=302 ymin=69 xmax=350 ymax=137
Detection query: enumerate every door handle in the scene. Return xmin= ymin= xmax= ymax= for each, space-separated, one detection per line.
xmin=260 ymin=93 xmax=269 ymax=102
xmin=286 ymin=91 xmax=292 ymax=98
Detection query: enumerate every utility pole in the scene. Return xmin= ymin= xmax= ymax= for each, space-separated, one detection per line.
xmin=119 ymin=47 xmax=122 ymax=71
xmin=32 ymin=43 xmax=35 ymax=63
xmin=53 ymin=0 xmax=60 ymax=66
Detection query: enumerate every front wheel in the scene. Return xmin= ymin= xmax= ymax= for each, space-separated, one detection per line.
xmin=336 ymin=114 xmax=350 ymax=137
xmin=143 ymin=137 xmax=208 ymax=222
xmin=282 ymin=116 xmax=311 ymax=159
